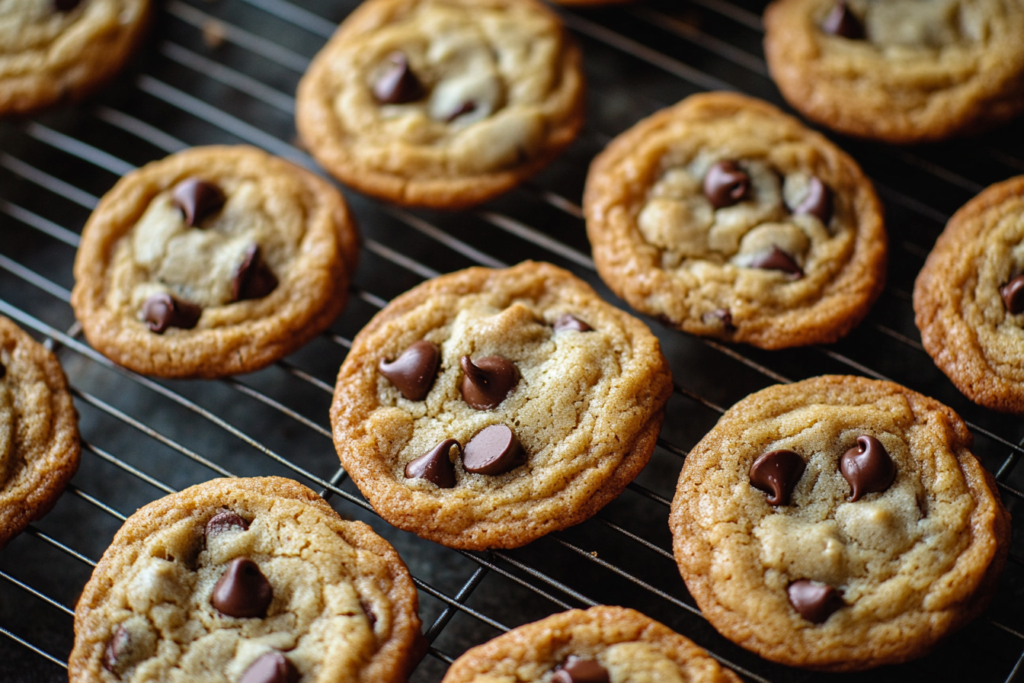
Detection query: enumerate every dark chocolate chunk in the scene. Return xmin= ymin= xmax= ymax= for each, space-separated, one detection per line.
xmin=787 ymin=580 xmax=844 ymax=623
xmin=840 ymin=435 xmax=896 ymax=502
xmin=821 ymin=0 xmax=863 ymax=39
xmin=748 ymin=246 xmax=804 ymax=279
xmin=553 ymin=313 xmax=592 ymax=333
xmin=1000 ymin=275 xmax=1024 ymax=314
xmin=701 ymin=308 xmax=736 ymax=332
xmin=405 ymin=439 xmax=460 ymax=488
xmin=378 ymin=340 xmax=441 ymax=401
xmin=749 ymin=449 xmax=806 ymax=506
xmin=361 ymin=601 xmax=377 ymax=628
xmin=142 ymin=293 xmax=202 ymax=334
xmin=0 ymin=360 xmax=6 ymax=380
xmin=232 ymin=245 xmax=278 ymax=302
xmin=238 ymin=652 xmax=300 ymax=683
xmin=373 ymin=52 xmax=425 ymax=105
xmin=211 ymin=558 xmax=273 ymax=618
xmin=446 ymin=101 xmax=478 ymax=122
xmin=703 ymin=160 xmax=751 ymax=209
xmin=792 ymin=176 xmax=833 ymax=224
xmin=171 ymin=178 xmax=225 ymax=227
xmin=102 ymin=624 xmax=129 ymax=673
xmin=205 ymin=510 xmax=249 ymax=538
xmin=553 ymin=656 xmax=610 ymax=683
xmin=463 ymin=424 xmax=525 ymax=475
xmin=460 ymin=355 xmax=520 ymax=410
xmin=53 ymin=0 xmax=81 ymax=11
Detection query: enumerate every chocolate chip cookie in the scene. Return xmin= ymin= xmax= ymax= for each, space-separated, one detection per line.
xmin=69 ymin=476 xmax=425 ymax=682
xmin=295 ymin=0 xmax=585 ymax=209
xmin=670 ymin=375 xmax=1010 ymax=671
xmin=584 ymin=92 xmax=887 ymax=349
xmin=0 ymin=0 xmax=150 ymax=115
xmin=764 ymin=0 xmax=1024 ymax=143
xmin=914 ymin=175 xmax=1024 ymax=412
xmin=71 ymin=145 xmax=359 ymax=379
xmin=330 ymin=261 xmax=673 ymax=550
xmin=442 ymin=606 xmax=741 ymax=683
xmin=0 ymin=315 xmax=80 ymax=547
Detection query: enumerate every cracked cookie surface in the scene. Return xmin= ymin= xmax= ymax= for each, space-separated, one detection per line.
xmin=670 ymin=375 xmax=1010 ymax=671
xmin=69 ymin=477 xmax=424 ymax=683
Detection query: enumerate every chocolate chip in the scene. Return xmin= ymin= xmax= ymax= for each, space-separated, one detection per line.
xmin=232 ymin=245 xmax=278 ymax=302
xmin=792 ymin=176 xmax=833 ymax=224
xmin=821 ymin=0 xmax=863 ymax=39
xmin=0 ymin=361 xmax=6 ymax=380
xmin=446 ymin=101 xmax=477 ymax=122
xmin=53 ymin=0 xmax=81 ymax=11
xmin=703 ymin=160 xmax=751 ymax=209
xmin=405 ymin=439 xmax=460 ymax=488
xmin=748 ymin=246 xmax=804 ymax=279
xmin=553 ymin=314 xmax=592 ymax=333
xmin=211 ymin=558 xmax=273 ymax=618
xmin=171 ymin=178 xmax=225 ymax=227
xmin=361 ymin=601 xmax=377 ymax=628
xmin=378 ymin=340 xmax=441 ymax=401
xmin=142 ymin=293 xmax=202 ymax=334
xmin=102 ymin=624 xmax=129 ymax=673
xmin=701 ymin=308 xmax=736 ymax=332
xmin=787 ymin=580 xmax=844 ymax=623
xmin=553 ymin=656 xmax=610 ymax=683
xmin=373 ymin=52 xmax=425 ymax=104
xmin=205 ymin=510 xmax=249 ymax=538
xmin=840 ymin=435 xmax=896 ymax=502
xmin=239 ymin=652 xmax=300 ymax=683
xmin=463 ymin=424 xmax=525 ymax=475
xmin=460 ymin=355 xmax=520 ymax=410
xmin=749 ymin=449 xmax=805 ymax=506
xmin=1001 ymin=275 xmax=1024 ymax=314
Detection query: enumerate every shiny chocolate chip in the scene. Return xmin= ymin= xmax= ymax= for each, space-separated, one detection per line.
xmin=373 ymin=52 xmax=425 ymax=104
xmin=460 ymin=355 xmax=520 ymax=410
xmin=703 ymin=160 xmax=751 ymax=209
xmin=205 ymin=510 xmax=249 ymax=538
xmin=379 ymin=340 xmax=441 ymax=401
xmin=749 ymin=449 xmax=805 ymax=506
xmin=171 ymin=178 xmax=225 ymax=227
xmin=792 ymin=176 xmax=833 ymax=224
xmin=446 ymin=101 xmax=477 ymax=122
xmin=211 ymin=558 xmax=273 ymax=618
xmin=142 ymin=293 xmax=202 ymax=334
xmin=553 ymin=313 xmax=592 ymax=333
xmin=102 ymin=624 xmax=129 ymax=673
xmin=0 ymin=361 xmax=6 ymax=380
xmin=405 ymin=439 xmax=460 ymax=488
xmin=553 ymin=656 xmax=610 ymax=683
xmin=748 ymin=246 xmax=803 ymax=279
xmin=787 ymin=580 xmax=844 ymax=623
xmin=53 ymin=0 xmax=81 ymax=11
xmin=840 ymin=435 xmax=896 ymax=502
xmin=463 ymin=424 xmax=525 ymax=475
xmin=821 ymin=0 xmax=863 ymax=39
xmin=232 ymin=245 xmax=278 ymax=302
xmin=701 ymin=308 xmax=736 ymax=332
xmin=1000 ymin=275 xmax=1024 ymax=314
xmin=239 ymin=652 xmax=300 ymax=683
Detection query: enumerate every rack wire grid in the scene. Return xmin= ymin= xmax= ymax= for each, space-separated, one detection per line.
xmin=3 ymin=0 xmax=1024 ymax=680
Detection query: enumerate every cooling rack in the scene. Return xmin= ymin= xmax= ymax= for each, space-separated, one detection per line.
xmin=3 ymin=0 xmax=1024 ymax=680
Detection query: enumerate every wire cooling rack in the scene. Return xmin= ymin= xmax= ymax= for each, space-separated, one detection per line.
xmin=4 ymin=0 xmax=1024 ymax=680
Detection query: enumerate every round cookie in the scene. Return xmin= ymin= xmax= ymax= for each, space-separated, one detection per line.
xmin=584 ymin=92 xmax=886 ymax=350
xmin=330 ymin=261 xmax=673 ymax=550
xmin=71 ymin=145 xmax=359 ymax=379
xmin=441 ymin=606 xmax=742 ymax=683
xmin=0 ymin=0 xmax=150 ymax=115
xmin=0 ymin=315 xmax=80 ymax=547
xmin=914 ymin=175 xmax=1024 ymax=412
xmin=295 ymin=0 xmax=585 ymax=209
xmin=670 ymin=375 xmax=1010 ymax=671
xmin=764 ymin=0 xmax=1024 ymax=143
xmin=68 ymin=476 xmax=425 ymax=682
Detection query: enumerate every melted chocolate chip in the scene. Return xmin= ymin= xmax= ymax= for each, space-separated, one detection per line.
xmin=53 ymin=0 xmax=81 ymax=11
xmin=749 ymin=449 xmax=806 ymax=506
xmin=0 ymin=361 xmax=6 ymax=380
xmin=373 ymin=52 xmax=425 ymax=104
xmin=840 ymin=435 xmax=896 ymax=502
xmin=102 ymin=624 xmax=129 ymax=673
xmin=1001 ymin=275 xmax=1024 ymax=314
xmin=821 ymin=0 xmax=863 ymax=39
xmin=748 ymin=246 xmax=804 ymax=279
xmin=701 ymin=308 xmax=736 ymax=332
xmin=787 ymin=580 xmax=844 ymax=623
xmin=792 ymin=177 xmax=833 ymax=224
xmin=703 ymin=160 xmax=751 ymax=209
xmin=211 ymin=558 xmax=273 ymax=618
xmin=171 ymin=178 xmax=225 ymax=227
xmin=553 ymin=656 xmax=610 ymax=683
xmin=553 ymin=313 xmax=592 ymax=333
xmin=142 ymin=293 xmax=202 ymax=334
xmin=460 ymin=355 xmax=520 ymax=410
xmin=405 ymin=439 xmax=460 ymax=488
xmin=232 ymin=245 xmax=278 ymax=301
xmin=378 ymin=340 xmax=441 ymax=401
xmin=239 ymin=652 xmax=300 ymax=683
xmin=205 ymin=510 xmax=249 ymax=538
xmin=446 ymin=101 xmax=477 ymax=122
xmin=463 ymin=424 xmax=525 ymax=475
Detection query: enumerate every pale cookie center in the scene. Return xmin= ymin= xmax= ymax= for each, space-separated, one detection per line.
xmin=853 ymin=0 xmax=978 ymax=50
xmin=0 ymin=0 xmax=77 ymax=54
xmin=603 ymin=642 xmax=689 ymax=683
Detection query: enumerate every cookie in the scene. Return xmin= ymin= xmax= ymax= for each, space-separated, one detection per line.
xmin=71 ymin=145 xmax=360 ymax=379
xmin=584 ymin=92 xmax=886 ymax=350
xmin=764 ymin=0 xmax=1024 ymax=143
xmin=670 ymin=375 xmax=1010 ymax=671
xmin=0 ymin=315 xmax=80 ymax=547
xmin=295 ymin=0 xmax=585 ymax=209
xmin=914 ymin=175 xmax=1024 ymax=412
xmin=0 ymin=0 xmax=150 ymax=115
xmin=68 ymin=476 xmax=425 ymax=682
xmin=441 ymin=606 xmax=742 ymax=683
xmin=330 ymin=261 xmax=673 ymax=550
